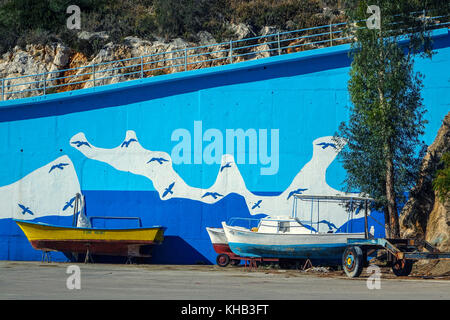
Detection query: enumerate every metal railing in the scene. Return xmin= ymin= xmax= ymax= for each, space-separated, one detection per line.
xmin=1 ymin=11 xmax=449 ymax=101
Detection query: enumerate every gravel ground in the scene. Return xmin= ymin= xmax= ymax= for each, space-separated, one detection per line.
xmin=0 ymin=261 xmax=449 ymax=300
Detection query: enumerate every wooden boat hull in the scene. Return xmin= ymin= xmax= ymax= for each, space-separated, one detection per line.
xmin=14 ymin=219 xmax=166 ymax=257
xmin=222 ymin=222 xmax=365 ymax=263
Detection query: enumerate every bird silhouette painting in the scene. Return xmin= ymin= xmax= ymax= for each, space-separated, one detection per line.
xmin=70 ymin=131 xmax=358 ymax=229
xmin=147 ymin=157 xmax=169 ymax=165
xmin=220 ymin=162 xmax=232 ymax=172
xmin=48 ymin=163 xmax=69 ymax=173
xmin=162 ymin=182 xmax=175 ymax=198
xmin=62 ymin=196 xmax=77 ymax=211
xmin=18 ymin=204 xmax=34 ymax=216
xmin=202 ymin=192 xmax=223 ymax=200
xmin=121 ymin=138 xmax=137 ymax=148
xmin=287 ymin=188 xmax=308 ymax=200
xmin=251 ymin=200 xmax=262 ymax=209
xmin=71 ymin=141 xmax=91 ymax=148
xmin=316 ymin=142 xmax=337 ymax=150
xmin=319 ymin=220 xmax=338 ymax=231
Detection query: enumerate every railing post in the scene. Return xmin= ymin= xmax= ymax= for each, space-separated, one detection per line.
xmin=92 ymin=64 xmax=96 ymax=87
xmin=329 ymin=24 xmax=333 ymax=46
xmin=1 ymin=78 xmax=4 ymax=101
xmin=140 ymin=56 xmax=144 ymax=79
xmin=423 ymin=9 xmax=426 ymax=31
xmin=277 ymin=33 xmax=281 ymax=55
xmin=229 ymin=40 xmax=233 ymax=63
xmin=43 ymin=72 xmax=46 ymax=96
xmin=184 ymin=47 xmax=187 ymax=71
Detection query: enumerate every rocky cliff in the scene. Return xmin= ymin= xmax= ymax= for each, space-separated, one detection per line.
xmin=400 ymin=111 xmax=450 ymax=275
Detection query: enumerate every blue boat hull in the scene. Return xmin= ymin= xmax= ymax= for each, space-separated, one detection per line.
xmin=228 ymin=241 xmax=349 ymax=263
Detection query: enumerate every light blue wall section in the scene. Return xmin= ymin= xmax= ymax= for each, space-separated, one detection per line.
xmin=0 ymin=29 xmax=449 ymax=263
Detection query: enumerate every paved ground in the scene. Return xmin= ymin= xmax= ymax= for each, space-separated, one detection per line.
xmin=0 ymin=261 xmax=449 ymax=300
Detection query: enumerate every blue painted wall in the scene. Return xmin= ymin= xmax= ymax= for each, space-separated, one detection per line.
xmin=0 ymin=29 xmax=449 ymax=263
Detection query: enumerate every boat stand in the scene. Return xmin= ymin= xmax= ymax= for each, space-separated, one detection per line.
xmin=84 ymin=245 xmax=94 ymax=263
xmin=125 ymin=256 xmax=136 ymax=264
xmin=301 ymin=259 xmax=313 ymax=270
xmin=41 ymin=250 xmax=51 ymax=263
xmin=243 ymin=257 xmax=279 ymax=271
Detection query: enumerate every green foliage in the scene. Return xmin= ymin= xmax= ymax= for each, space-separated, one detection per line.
xmin=153 ymin=0 xmax=231 ymax=41
xmin=0 ymin=0 xmax=344 ymax=55
xmin=433 ymin=152 xmax=450 ymax=203
xmin=0 ymin=0 xmax=104 ymax=54
xmin=232 ymin=0 xmax=324 ymax=30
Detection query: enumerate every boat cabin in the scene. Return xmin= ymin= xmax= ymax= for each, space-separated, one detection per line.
xmin=256 ymin=217 xmax=313 ymax=235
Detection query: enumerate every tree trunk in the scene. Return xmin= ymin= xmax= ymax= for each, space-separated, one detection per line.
xmin=385 ymin=151 xmax=400 ymax=238
xmin=383 ymin=208 xmax=391 ymax=238
xmin=377 ymin=42 xmax=400 ymax=238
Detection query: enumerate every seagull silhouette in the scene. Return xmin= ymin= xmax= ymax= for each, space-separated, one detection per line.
xmin=316 ymin=142 xmax=337 ymax=150
xmin=121 ymin=138 xmax=137 ymax=148
xmin=147 ymin=157 xmax=169 ymax=165
xmin=71 ymin=141 xmax=91 ymax=148
xmin=49 ymin=163 xmax=69 ymax=173
xmin=162 ymin=182 xmax=175 ymax=198
xmin=287 ymin=188 xmax=308 ymax=200
xmin=18 ymin=204 xmax=34 ymax=215
xmin=62 ymin=196 xmax=77 ymax=211
xmin=201 ymin=192 xmax=223 ymax=200
xmin=220 ymin=162 xmax=232 ymax=172
xmin=251 ymin=200 xmax=262 ymax=209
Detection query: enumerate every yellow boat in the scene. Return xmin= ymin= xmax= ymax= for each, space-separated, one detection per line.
xmin=14 ymin=219 xmax=166 ymax=259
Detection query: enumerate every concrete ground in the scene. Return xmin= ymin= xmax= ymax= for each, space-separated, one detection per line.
xmin=0 ymin=261 xmax=449 ymax=300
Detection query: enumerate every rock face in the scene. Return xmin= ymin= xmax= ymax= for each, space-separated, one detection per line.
xmin=0 ymin=43 xmax=73 ymax=99
xmin=0 ymin=29 xmax=275 ymax=100
xmin=426 ymin=194 xmax=450 ymax=251
xmin=400 ymin=112 xmax=450 ymax=241
xmin=400 ymin=112 xmax=450 ymax=275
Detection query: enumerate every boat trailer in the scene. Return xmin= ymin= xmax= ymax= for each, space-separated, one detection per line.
xmin=296 ymin=194 xmax=450 ymax=278
xmin=342 ymin=237 xmax=450 ymax=278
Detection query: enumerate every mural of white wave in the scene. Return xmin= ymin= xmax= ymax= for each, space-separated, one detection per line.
xmin=0 ymin=155 xmax=81 ymax=220
xmin=70 ymin=131 xmax=364 ymax=230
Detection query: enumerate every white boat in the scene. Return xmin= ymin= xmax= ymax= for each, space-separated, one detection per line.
xmin=206 ymin=227 xmax=240 ymax=266
xmin=206 ymin=218 xmax=259 ymax=266
xmin=206 ymin=227 xmax=228 ymax=247
xmin=221 ymin=194 xmax=371 ymax=264
xmin=206 ymin=218 xmax=258 ymax=247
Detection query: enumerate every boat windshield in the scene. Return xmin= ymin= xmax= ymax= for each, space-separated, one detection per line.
xmin=227 ymin=217 xmax=260 ymax=230
xmin=291 ymin=194 xmax=373 ymax=234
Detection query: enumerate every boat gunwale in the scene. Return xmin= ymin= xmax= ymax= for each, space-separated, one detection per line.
xmin=13 ymin=218 xmax=167 ymax=232
xmin=30 ymin=239 xmax=158 ymax=244
xmin=222 ymin=222 xmax=365 ymax=238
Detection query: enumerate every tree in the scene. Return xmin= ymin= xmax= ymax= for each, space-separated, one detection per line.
xmin=335 ymin=0 xmax=449 ymax=238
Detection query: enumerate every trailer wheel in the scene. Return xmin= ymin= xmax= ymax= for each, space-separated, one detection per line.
xmin=342 ymin=246 xmax=364 ymax=278
xmin=392 ymin=258 xmax=413 ymax=277
xmin=216 ymin=254 xmax=230 ymax=267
